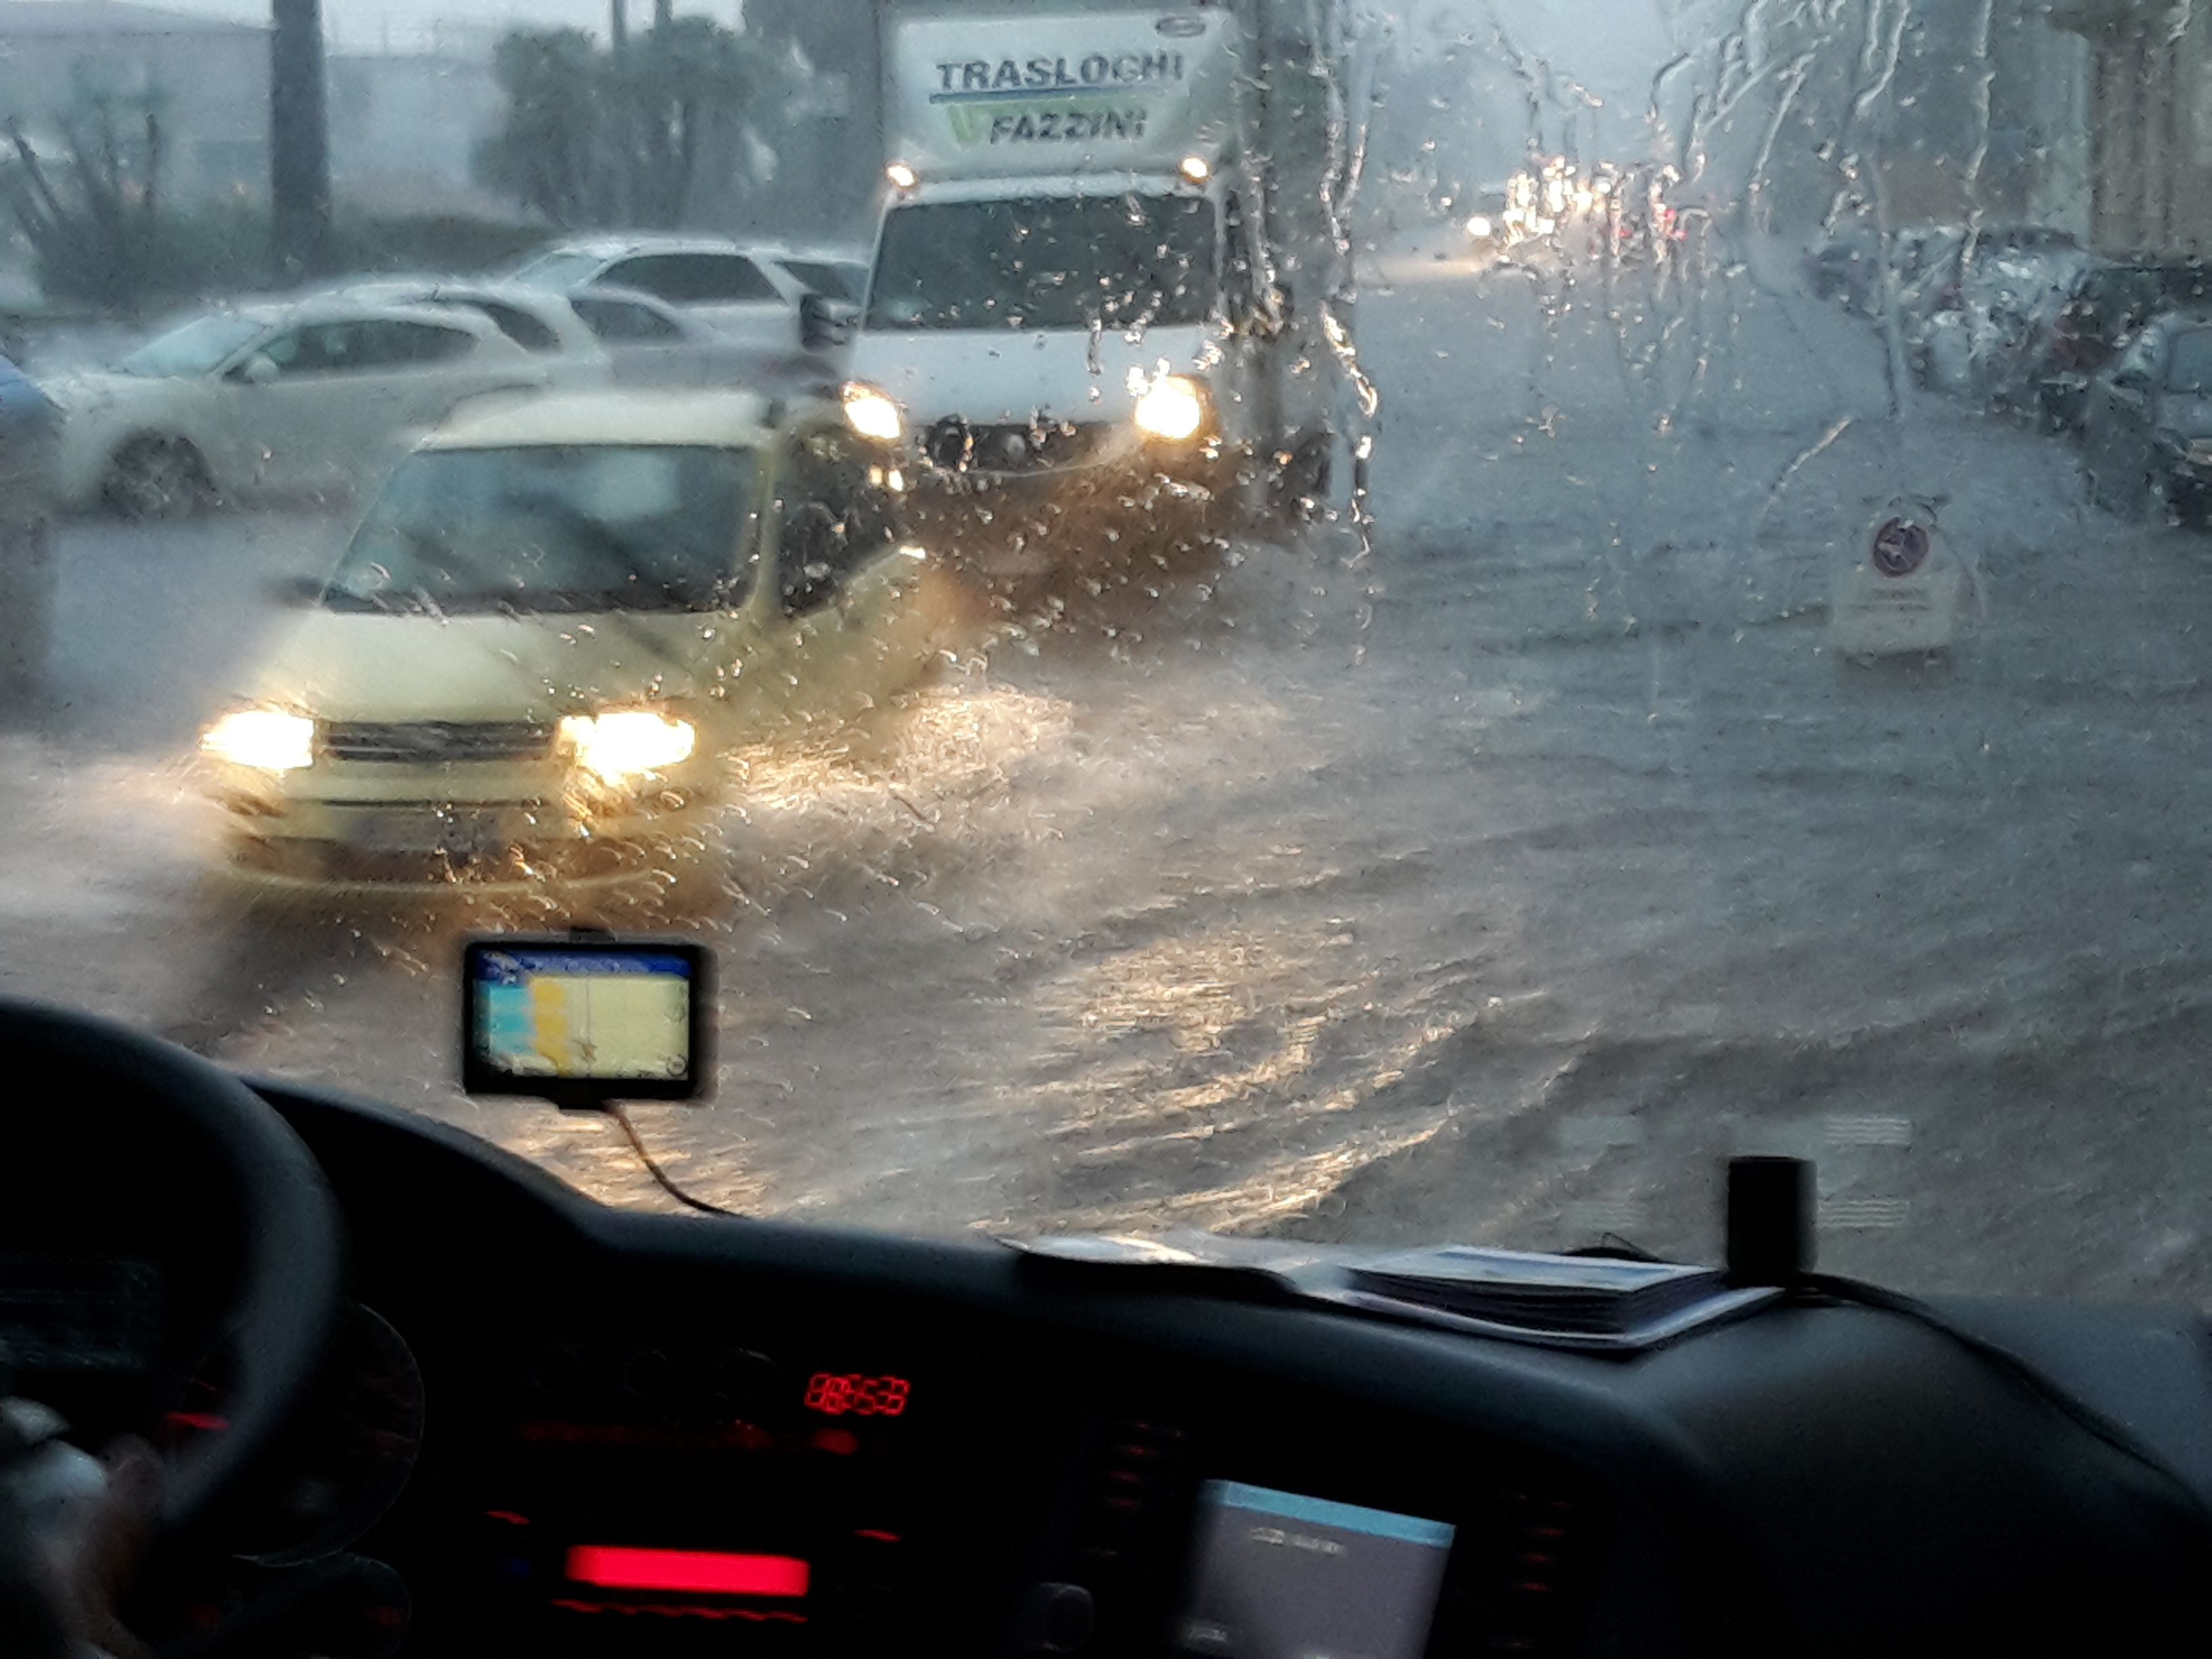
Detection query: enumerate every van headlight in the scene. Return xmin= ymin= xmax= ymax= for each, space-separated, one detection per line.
xmin=1132 ymin=375 xmax=1209 ymax=442
xmin=201 ymin=708 xmax=315 ymax=771
xmin=842 ymin=383 xmax=904 ymax=443
xmin=560 ymin=710 xmax=697 ymax=783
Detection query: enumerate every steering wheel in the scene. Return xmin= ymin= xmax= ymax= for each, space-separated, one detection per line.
xmin=0 ymin=996 xmax=343 ymax=1539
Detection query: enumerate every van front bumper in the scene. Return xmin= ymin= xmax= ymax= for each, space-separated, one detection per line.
xmin=207 ymin=760 xmax=717 ymax=895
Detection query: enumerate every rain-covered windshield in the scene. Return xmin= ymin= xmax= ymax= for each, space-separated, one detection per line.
xmin=2169 ymin=332 xmax=2212 ymax=392
xmin=325 ymin=445 xmax=756 ymax=613
xmin=115 ymin=313 xmax=266 ymax=377
xmin=865 ymin=195 xmax=1216 ymax=330
xmin=9 ymin=0 xmax=2212 ymax=1303
xmin=503 ymin=249 xmax=612 ymax=291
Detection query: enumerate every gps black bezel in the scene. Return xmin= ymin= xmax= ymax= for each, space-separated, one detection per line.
xmin=461 ymin=936 xmax=713 ymax=1110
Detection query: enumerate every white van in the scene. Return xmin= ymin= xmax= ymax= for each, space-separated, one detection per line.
xmin=198 ymin=384 xmax=944 ymax=897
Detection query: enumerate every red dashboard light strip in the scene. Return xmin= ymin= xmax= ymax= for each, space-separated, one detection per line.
xmin=565 ymin=1547 xmax=809 ymax=1597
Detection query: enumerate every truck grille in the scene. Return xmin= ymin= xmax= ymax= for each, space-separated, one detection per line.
xmin=321 ymin=721 xmax=554 ymax=764
xmin=926 ymin=416 xmax=1113 ymax=473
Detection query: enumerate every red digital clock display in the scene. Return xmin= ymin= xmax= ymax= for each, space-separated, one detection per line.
xmin=803 ymin=1372 xmax=910 ymax=1417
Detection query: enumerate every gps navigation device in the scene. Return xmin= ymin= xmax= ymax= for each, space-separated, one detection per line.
xmin=462 ymin=937 xmax=711 ymax=1109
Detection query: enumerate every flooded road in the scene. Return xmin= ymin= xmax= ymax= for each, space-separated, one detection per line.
xmin=10 ymin=234 xmax=2212 ymax=1302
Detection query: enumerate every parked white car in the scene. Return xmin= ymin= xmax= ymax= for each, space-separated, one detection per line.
xmin=752 ymin=243 xmax=873 ymax=304
xmin=503 ymin=234 xmax=849 ymax=365
xmin=330 ymin=278 xmax=771 ymax=388
xmin=43 ymin=295 xmax=553 ymax=516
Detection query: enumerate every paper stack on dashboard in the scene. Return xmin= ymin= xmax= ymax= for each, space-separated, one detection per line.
xmin=1332 ymin=1246 xmax=1778 ymax=1351
xmin=1010 ymin=1233 xmax=1780 ymax=1353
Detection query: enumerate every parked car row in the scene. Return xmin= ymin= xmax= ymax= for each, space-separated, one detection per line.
xmin=2077 ymin=311 xmax=2212 ymax=523
xmin=1802 ymin=221 xmax=2089 ymax=410
xmin=1807 ymin=223 xmax=2212 ymax=527
xmin=34 ymin=232 xmax=869 ymax=519
xmin=2035 ymin=253 xmax=2212 ymax=430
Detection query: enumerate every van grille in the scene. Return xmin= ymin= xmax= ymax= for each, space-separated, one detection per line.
xmin=321 ymin=721 xmax=554 ymax=764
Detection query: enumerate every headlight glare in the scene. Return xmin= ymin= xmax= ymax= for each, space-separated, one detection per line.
xmin=560 ymin=710 xmax=697 ymax=783
xmin=842 ymin=383 xmax=903 ymax=443
xmin=201 ymin=708 xmax=314 ymax=771
xmin=1132 ymin=375 xmax=1208 ymax=442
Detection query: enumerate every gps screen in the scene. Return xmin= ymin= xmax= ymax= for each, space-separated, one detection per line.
xmin=1173 ymin=1483 xmax=1454 ymax=1659
xmin=464 ymin=939 xmax=708 ymax=1103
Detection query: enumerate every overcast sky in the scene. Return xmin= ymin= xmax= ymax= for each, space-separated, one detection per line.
xmin=123 ymin=0 xmax=1690 ymax=73
xmin=138 ymin=0 xmax=747 ymax=52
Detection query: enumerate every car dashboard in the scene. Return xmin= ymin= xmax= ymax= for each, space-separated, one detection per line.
xmin=244 ymin=1078 xmax=2212 ymax=1659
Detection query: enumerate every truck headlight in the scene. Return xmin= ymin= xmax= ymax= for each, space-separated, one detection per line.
xmin=1132 ymin=375 xmax=1208 ymax=442
xmin=201 ymin=708 xmax=314 ymax=772
xmin=560 ymin=710 xmax=696 ymax=783
xmin=842 ymin=383 xmax=904 ymax=443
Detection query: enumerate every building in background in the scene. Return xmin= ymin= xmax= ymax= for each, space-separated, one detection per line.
xmin=1711 ymin=0 xmax=2089 ymax=239
xmin=0 ymin=0 xmax=268 ymax=203
xmin=1988 ymin=3 xmax=2093 ymax=237
xmin=2056 ymin=0 xmax=2212 ymax=251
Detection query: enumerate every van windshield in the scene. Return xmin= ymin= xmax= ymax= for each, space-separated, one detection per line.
xmin=324 ymin=444 xmax=757 ymax=614
xmin=865 ymin=194 xmax=1216 ymax=331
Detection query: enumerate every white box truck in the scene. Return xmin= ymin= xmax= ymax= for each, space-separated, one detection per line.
xmin=849 ymin=0 xmax=1372 ymax=584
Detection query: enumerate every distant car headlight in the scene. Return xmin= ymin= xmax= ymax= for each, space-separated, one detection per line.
xmin=560 ymin=710 xmax=697 ymax=783
xmin=1466 ymin=214 xmax=1493 ymax=239
xmin=201 ymin=708 xmax=314 ymax=772
xmin=1132 ymin=375 xmax=1209 ymax=442
xmin=842 ymin=383 xmax=903 ymax=443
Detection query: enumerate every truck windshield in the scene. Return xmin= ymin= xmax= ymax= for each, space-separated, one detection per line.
xmin=866 ymin=194 xmax=1216 ymax=331
xmin=323 ymin=444 xmax=757 ymax=615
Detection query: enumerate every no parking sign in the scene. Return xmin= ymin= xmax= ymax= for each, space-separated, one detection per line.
xmin=1869 ymin=516 xmax=1930 ymax=577
xmin=1830 ymin=495 xmax=1961 ymax=658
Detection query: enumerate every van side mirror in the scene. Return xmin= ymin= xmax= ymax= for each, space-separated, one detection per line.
xmin=232 ymin=353 xmax=279 ymax=386
xmin=264 ymin=573 xmax=326 ymax=608
xmin=801 ymin=293 xmax=859 ymax=352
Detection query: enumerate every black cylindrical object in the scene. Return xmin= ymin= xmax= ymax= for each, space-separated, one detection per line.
xmin=1726 ymin=1155 xmax=1815 ymax=1285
